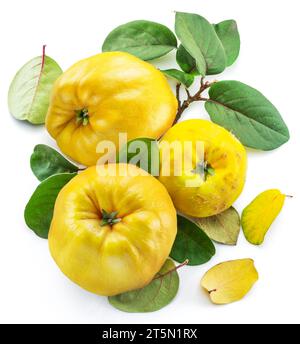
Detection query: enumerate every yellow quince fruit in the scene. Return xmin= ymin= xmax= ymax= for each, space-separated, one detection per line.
xmin=158 ymin=119 xmax=247 ymax=217
xmin=46 ymin=52 xmax=177 ymax=166
xmin=48 ymin=164 xmax=177 ymax=296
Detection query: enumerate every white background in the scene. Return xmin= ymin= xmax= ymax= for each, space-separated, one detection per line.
xmin=0 ymin=0 xmax=299 ymax=324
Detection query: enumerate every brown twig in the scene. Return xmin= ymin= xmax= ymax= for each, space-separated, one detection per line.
xmin=153 ymin=259 xmax=189 ymax=281
xmin=173 ymin=77 xmax=217 ymax=125
xmin=176 ymin=83 xmax=181 ymax=108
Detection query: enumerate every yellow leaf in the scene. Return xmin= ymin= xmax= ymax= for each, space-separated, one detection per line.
xmin=201 ymin=259 xmax=259 ymax=305
xmin=241 ymin=189 xmax=286 ymax=245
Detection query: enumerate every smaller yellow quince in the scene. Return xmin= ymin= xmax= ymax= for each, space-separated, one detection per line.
xmin=158 ymin=119 xmax=247 ymax=218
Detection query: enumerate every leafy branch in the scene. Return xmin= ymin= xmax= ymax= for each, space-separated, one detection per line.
xmin=174 ymin=77 xmax=216 ymax=124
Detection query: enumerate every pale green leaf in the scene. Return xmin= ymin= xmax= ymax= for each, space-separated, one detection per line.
xmin=8 ymin=48 xmax=62 ymax=124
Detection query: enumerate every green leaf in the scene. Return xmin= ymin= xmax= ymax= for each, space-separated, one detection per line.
xmin=102 ymin=20 xmax=177 ymax=60
xmin=170 ymin=215 xmax=215 ymax=266
xmin=162 ymin=69 xmax=194 ymax=88
xmin=108 ymin=259 xmax=179 ymax=313
xmin=176 ymin=45 xmax=199 ymax=75
xmin=24 ymin=173 xmax=76 ymax=239
xmin=214 ymin=20 xmax=240 ymax=67
xmin=8 ymin=46 xmax=62 ymax=124
xmin=31 ymin=144 xmax=79 ymax=181
xmin=205 ymin=81 xmax=290 ymax=150
xmin=175 ymin=12 xmax=226 ymax=76
xmin=117 ymin=138 xmax=159 ymax=176
xmin=195 ymin=207 xmax=241 ymax=245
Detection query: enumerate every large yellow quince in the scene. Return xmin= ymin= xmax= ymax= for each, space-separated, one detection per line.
xmin=158 ymin=119 xmax=247 ymax=218
xmin=46 ymin=52 xmax=177 ymax=166
xmin=48 ymin=164 xmax=177 ymax=296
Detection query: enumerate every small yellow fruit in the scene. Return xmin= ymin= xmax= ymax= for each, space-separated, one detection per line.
xmin=158 ymin=119 xmax=247 ymax=217
xmin=46 ymin=52 xmax=177 ymax=166
xmin=48 ymin=164 xmax=177 ymax=296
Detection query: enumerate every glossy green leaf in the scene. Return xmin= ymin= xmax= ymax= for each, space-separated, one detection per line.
xmin=214 ymin=20 xmax=240 ymax=67
xmin=24 ymin=173 xmax=77 ymax=239
xmin=205 ymin=81 xmax=290 ymax=150
xmin=117 ymin=138 xmax=159 ymax=176
xmin=195 ymin=207 xmax=241 ymax=245
xmin=8 ymin=47 xmax=62 ymax=124
xmin=170 ymin=215 xmax=215 ymax=266
xmin=175 ymin=12 xmax=226 ymax=76
xmin=176 ymin=45 xmax=199 ymax=75
xmin=102 ymin=20 xmax=177 ymax=60
xmin=109 ymin=259 xmax=179 ymax=313
xmin=31 ymin=144 xmax=79 ymax=181
xmin=162 ymin=69 xmax=194 ymax=88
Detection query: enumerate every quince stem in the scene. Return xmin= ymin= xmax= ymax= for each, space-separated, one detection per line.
xmin=75 ymin=108 xmax=89 ymax=126
xmin=191 ymin=161 xmax=215 ymax=181
xmin=100 ymin=209 xmax=122 ymax=227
